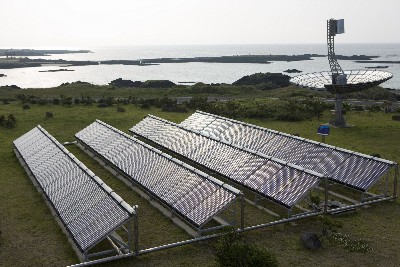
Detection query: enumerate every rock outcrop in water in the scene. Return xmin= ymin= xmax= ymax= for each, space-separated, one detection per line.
xmin=109 ymin=78 xmax=176 ymax=88
xmin=233 ymin=72 xmax=291 ymax=89
xmin=284 ymin=69 xmax=302 ymax=73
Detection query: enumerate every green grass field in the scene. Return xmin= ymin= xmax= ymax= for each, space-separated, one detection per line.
xmin=1 ymin=101 xmax=400 ymax=267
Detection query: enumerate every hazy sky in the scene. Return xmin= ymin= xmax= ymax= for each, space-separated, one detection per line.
xmin=1 ymin=0 xmax=399 ymax=48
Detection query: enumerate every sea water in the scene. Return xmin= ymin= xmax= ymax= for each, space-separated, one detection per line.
xmin=0 ymin=43 xmax=399 ymax=89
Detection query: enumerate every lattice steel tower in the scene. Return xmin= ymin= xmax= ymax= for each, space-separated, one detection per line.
xmin=327 ymin=18 xmax=347 ymax=127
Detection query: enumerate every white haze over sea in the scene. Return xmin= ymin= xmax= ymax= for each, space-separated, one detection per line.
xmin=0 ymin=43 xmax=399 ymax=89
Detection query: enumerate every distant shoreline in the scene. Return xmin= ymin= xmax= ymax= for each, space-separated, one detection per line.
xmin=0 ymin=51 xmax=381 ymax=70
xmin=0 ymin=49 xmax=91 ymax=57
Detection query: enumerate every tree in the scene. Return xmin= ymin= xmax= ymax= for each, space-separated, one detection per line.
xmin=214 ymin=228 xmax=278 ymax=267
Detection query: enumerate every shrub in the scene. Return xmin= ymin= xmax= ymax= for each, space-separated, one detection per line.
xmin=187 ymin=96 xmax=209 ymax=110
xmin=74 ymin=98 xmax=81 ymax=105
xmin=367 ymin=104 xmax=382 ymax=112
xmin=98 ymin=103 xmax=108 ymax=108
xmin=2 ymin=99 xmax=9 ymax=105
xmin=37 ymin=98 xmax=47 ymax=105
xmin=22 ymin=104 xmax=30 ymax=110
xmin=52 ymin=98 xmax=60 ymax=105
xmin=319 ymin=215 xmax=372 ymax=253
xmin=81 ymin=95 xmax=94 ymax=106
xmin=4 ymin=114 xmax=17 ymax=128
xmin=15 ymin=93 xmax=26 ymax=102
xmin=139 ymin=102 xmax=151 ymax=109
xmin=98 ymin=97 xmax=113 ymax=107
xmin=353 ymin=105 xmax=365 ymax=111
xmin=392 ymin=116 xmax=400 ymax=121
xmin=214 ymin=228 xmax=278 ymax=267
xmin=310 ymin=195 xmax=321 ymax=206
xmin=61 ymin=97 xmax=72 ymax=106
xmin=116 ymin=106 xmax=125 ymax=112
xmin=143 ymin=80 xmax=176 ymax=88
xmin=0 ymin=115 xmax=5 ymax=126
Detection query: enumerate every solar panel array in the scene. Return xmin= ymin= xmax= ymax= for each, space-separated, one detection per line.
xmin=75 ymin=120 xmax=239 ymax=228
xmin=180 ymin=111 xmax=395 ymax=191
xmin=130 ymin=115 xmax=323 ymax=209
xmin=13 ymin=126 xmax=135 ymax=253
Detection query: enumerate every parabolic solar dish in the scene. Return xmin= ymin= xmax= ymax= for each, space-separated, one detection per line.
xmin=290 ymin=70 xmax=393 ymax=94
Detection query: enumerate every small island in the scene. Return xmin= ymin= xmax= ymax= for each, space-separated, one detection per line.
xmin=365 ymin=66 xmax=389 ymax=69
xmin=284 ymin=69 xmax=302 ymax=73
xmin=39 ymin=69 xmax=75 ymax=73
xmin=0 ymin=74 xmax=6 ymax=77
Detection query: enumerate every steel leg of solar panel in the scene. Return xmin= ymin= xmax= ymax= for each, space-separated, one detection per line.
xmin=134 ymin=207 xmax=139 ymax=255
xmin=240 ymin=193 xmax=245 ymax=230
xmin=394 ymin=164 xmax=398 ymax=198
xmin=324 ymin=176 xmax=328 ymax=213
xmin=385 ymin=171 xmax=389 ymax=197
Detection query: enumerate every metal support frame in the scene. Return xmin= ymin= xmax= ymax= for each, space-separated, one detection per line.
xmin=66 ymin=162 xmax=399 ymax=267
xmin=324 ymin=176 xmax=329 ymax=213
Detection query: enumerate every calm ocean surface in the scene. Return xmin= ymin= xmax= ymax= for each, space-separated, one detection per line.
xmin=0 ymin=43 xmax=399 ymax=89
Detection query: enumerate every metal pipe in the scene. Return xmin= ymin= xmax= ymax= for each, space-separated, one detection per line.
xmin=137 ymin=234 xmax=221 ymax=255
xmin=330 ymin=196 xmax=395 ymax=212
xmin=67 ymin=233 xmax=223 ymax=267
xmin=362 ymin=194 xmax=388 ymax=202
xmin=241 ymin=211 xmax=323 ymax=232
xmin=198 ymin=224 xmax=229 ymax=234
xmin=86 ymin=250 xmax=115 ymax=259
xmin=106 ymin=237 xmax=123 ymax=256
